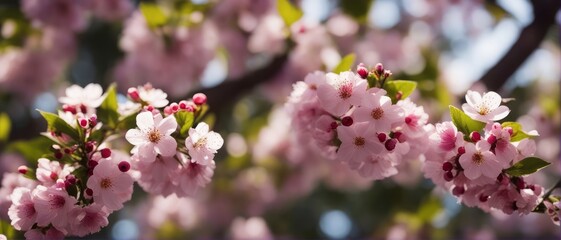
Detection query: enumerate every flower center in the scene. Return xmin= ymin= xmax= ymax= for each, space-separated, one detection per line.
xmin=100 ymin=178 xmax=112 ymax=189
xmin=49 ymin=195 xmax=66 ymax=209
xmin=194 ymin=137 xmax=208 ymax=148
xmin=354 ymin=137 xmax=365 ymax=147
xmin=478 ymin=105 xmax=490 ymax=115
xmin=147 ymin=129 xmax=162 ymax=143
xmin=371 ymin=107 xmax=384 ymax=120
xmin=23 ymin=203 xmax=36 ymax=217
xmin=338 ymin=83 xmax=353 ymax=99
xmin=309 ymin=84 xmax=317 ymax=90
xmin=472 ymin=153 xmax=484 ymax=165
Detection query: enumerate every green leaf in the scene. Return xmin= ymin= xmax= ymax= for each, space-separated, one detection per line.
xmin=0 ymin=113 xmax=11 ymax=142
xmin=504 ymin=157 xmax=550 ymax=177
xmin=332 ymin=53 xmax=356 ymax=74
xmin=6 ymin=136 xmax=54 ymax=164
xmin=97 ymin=84 xmax=119 ymax=128
xmin=383 ymin=80 xmax=418 ymax=103
xmin=117 ymin=113 xmax=138 ymax=131
xmin=38 ymin=110 xmax=79 ymax=141
xmin=277 ymin=0 xmax=303 ymax=27
xmin=501 ymin=122 xmax=538 ymax=142
xmin=140 ymin=2 xmax=168 ymax=28
xmin=339 ymin=0 xmax=373 ymax=23
xmin=449 ymin=105 xmax=486 ymax=136
xmin=175 ymin=111 xmax=195 ymax=136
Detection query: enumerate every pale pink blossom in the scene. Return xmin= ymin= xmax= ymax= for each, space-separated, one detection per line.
xmin=21 ymin=0 xmax=89 ymax=31
xmin=0 ymin=173 xmax=37 ymax=220
xmin=353 ymin=91 xmax=403 ymax=132
xmin=137 ymin=84 xmax=169 ymax=108
xmin=68 ymin=204 xmax=109 ymax=237
xmin=33 ymin=185 xmax=76 ymax=233
xmin=459 ymin=141 xmax=502 ymax=180
xmin=487 ymin=123 xmax=517 ymax=166
xmin=349 ymin=153 xmax=398 ymax=180
xmin=397 ymin=98 xmax=429 ymax=137
xmin=7 ymin=187 xmax=36 ymax=231
xmin=462 ymin=90 xmax=510 ymax=122
xmin=229 ymin=217 xmax=273 ymax=240
xmin=24 ymin=227 xmax=64 ymax=240
xmin=125 ymin=112 xmax=178 ymax=162
xmin=513 ymin=138 xmax=537 ymax=162
xmin=336 ymin=122 xmax=383 ymax=164
xmin=133 ymin=154 xmax=179 ymax=196
xmin=432 ymin=121 xmax=464 ymax=152
xmin=59 ymin=83 xmax=105 ymax=110
xmin=317 ymin=71 xmax=367 ymax=116
xmin=176 ymin=160 xmax=216 ymax=197
xmin=86 ymin=158 xmax=133 ymax=212
xmin=35 ymin=158 xmax=74 ymax=187
xmin=248 ymin=14 xmax=286 ymax=54
xmin=185 ymin=122 xmax=224 ymax=165
xmin=91 ymin=0 xmax=133 ymax=21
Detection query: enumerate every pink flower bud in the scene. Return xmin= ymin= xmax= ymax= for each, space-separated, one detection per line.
xmin=85 ymin=141 xmax=95 ymax=153
xmin=179 ymin=100 xmax=189 ymax=109
xmin=330 ymin=122 xmax=338 ymax=130
xmin=118 ymin=161 xmax=131 ymax=172
xmin=393 ymin=131 xmax=406 ymax=143
xmin=374 ymin=63 xmax=384 ymax=75
xmin=65 ymin=174 xmax=77 ymax=185
xmin=79 ymin=118 xmax=89 ymax=128
xmin=89 ymin=114 xmax=97 ymax=127
xmin=457 ymin=146 xmax=465 ymax=155
xmin=443 ymin=171 xmax=454 ymax=181
xmin=383 ymin=70 xmax=392 ymax=78
xmin=100 ymin=148 xmax=111 ymax=158
xmin=487 ymin=134 xmax=497 ymax=144
xmin=127 ymin=87 xmax=140 ymax=101
xmin=17 ymin=166 xmax=28 ymax=174
xmin=85 ymin=188 xmax=93 ymax=196
xmin=470 ymin=131 xmax=481 ymax=142
xmin=193 ymin=93 xmax=207 ymax=105
xmin=377 ymin=133 xmax=387 ymax=142
xmin=54 ymin=150 xmax=63 ymax=159
xmin=341 ymin=116 xmax=353 ymax=126
xmin=163 ymin=106 xmax=173 ymax=116
xmin=170 ymin=102 xmax=180 ymax=112
xmin=356 ymin=63 xmax=368 ymax=79
xmin=62 ymin=104 xmax=77 ymax=114
xmin=442 ymin=162 xmax=453 ymax=171
xmin=479 ymin=195 xmax=489 ymax=202
xmin=452 ymin=186 xmax=465 ymax=196
xmin=385 ymin=138 xmax=397 ymax=151
xmin=88 ymin=160 xmax=98 ymax=168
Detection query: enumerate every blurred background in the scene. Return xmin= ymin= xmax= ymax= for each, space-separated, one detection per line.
xmin=0 ymin=0 xmax=560 ymax=239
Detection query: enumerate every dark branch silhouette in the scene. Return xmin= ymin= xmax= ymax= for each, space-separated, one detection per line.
xmin=479 ymin=0 xmax=561 ymax=92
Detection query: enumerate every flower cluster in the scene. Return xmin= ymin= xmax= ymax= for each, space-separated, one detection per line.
xmin=424 ymin=91 xmax=546 ymax=215
xmin=0 ymin=83 xmax=223 ymax=238
xmin=286 ymin=63 xmax=431 ymax=180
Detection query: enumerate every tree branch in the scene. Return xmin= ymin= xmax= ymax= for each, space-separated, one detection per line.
xmin=479 ymin=0 xmax=560 ymax=92
xmin=179 ymin=53 xmax=289 ymax=117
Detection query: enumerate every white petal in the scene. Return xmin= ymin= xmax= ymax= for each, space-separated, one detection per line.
xmin=125 ymin=129 xmax=146 ymax=145
xmin=465 ymin=90 xmax=482 ymax=107
xmin=158 ymin=115 xmax=178 ymax=135
xmin=195 ymin=122 xmax=209 ymax=134
xmin=155 ymin=136 xmax=177 ymax=157
xmin=482 ymin=91 xmax=502 ymax=110
xmin=206 ymin=132 xmax=224 ymax=150
xmin=139 ymin=143 xmax=157 ymax=162
xmin=136 ymin=112 xmax=154 ymax=132
xmin=490 ymin=105 xmax=510 ymax=121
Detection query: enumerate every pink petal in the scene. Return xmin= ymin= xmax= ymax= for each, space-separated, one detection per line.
xmin=125 ymin=129 xmax=145 ymax=145
xmin=465 ymin=90 xmax=482 ymax=107
xmin=482 ymin=91 xmax=502 ymax=109
xmin=490 ymin=105 xmax=510 ymax=121
xmin=136 ymin=112 xmax=154 ymax=132
xmin=139 ymin=143 xmax=157 ymax=162
xmin=155 ymin=136 xmax=177 ymax=157
xmin=158 ymin=115 xmax=178 ymax=135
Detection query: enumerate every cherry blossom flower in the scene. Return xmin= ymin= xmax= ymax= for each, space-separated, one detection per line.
xmin=125 ymin=112 xmax=178 ymax=162
xmin=21 ymin=0 xmax=89 ymax=31
xmin=68 ymin=204 xmax=109 ymax=237
xmin=36 ymin=158 xmax=74 ymax=187
xmin=336 ymin=122 xmax=383 ymax=164
xmin=353 ymin=90 xmax=403 ymax=132
xmin=176 ymin=159 xmax=216 ymax=197
xmin=58 ymin=83 xmax=105 ymax=112
xmin=432 ymin=122 xmax=464 ymax=152
xmin=33 ymin=185 xmax=77 ymax=233
xmin=137 ymin=84 xmax=170 ymax=108
xmin=8 ymin=187 xmax=36 ymax=231
xmin=462 ymin=90 xmax=510 ymax=122
xmin=86 ymin=158 xmax=134 ymax=212
xmin=133 ymin=154 xmax=180 ymax=196
xmin=185 ymin=122 xmax=224 ymax=165
xmin=459 ymin=141 xmax=502 ymax=180
xmin=487 ymin=123 xmax=517 ymax=166
xmin=349 ymin=153 xmax=398 ymax=180
xmin=24 ymin=227 xmax=65 ymax=240
xmin=317 ymin=71 xmax=367 ymax=116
